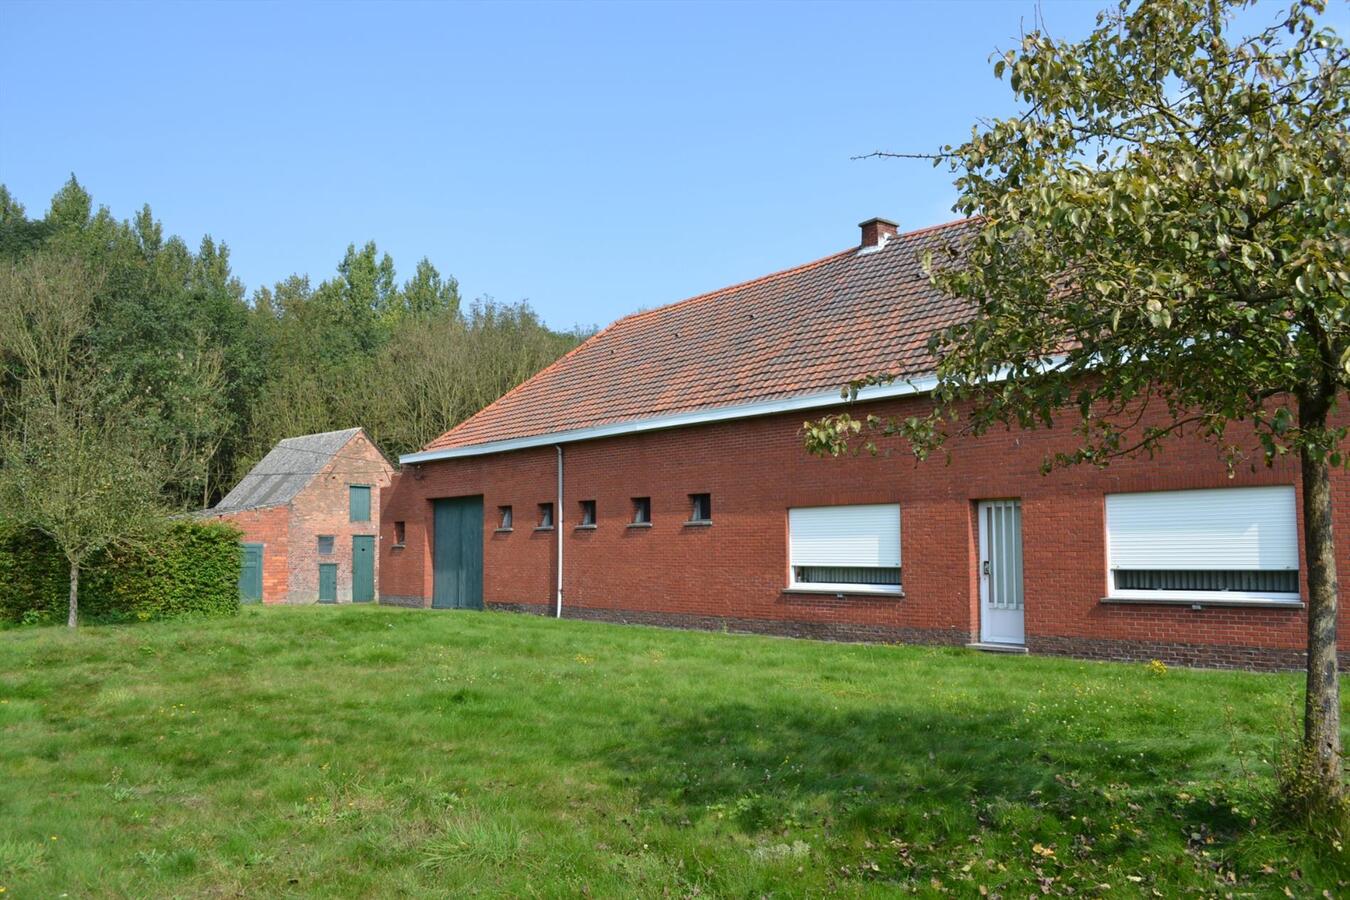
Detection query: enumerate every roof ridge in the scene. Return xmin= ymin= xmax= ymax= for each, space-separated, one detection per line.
xmin=277 ymin=426 xmax=361 ymax=444
xmin=614 ymin=245 xmax=856 ymax=330
xmin=893 ymin=215 xmax=978 ymax=240
xmin=593 ymin=216 xmax=976 ymax=333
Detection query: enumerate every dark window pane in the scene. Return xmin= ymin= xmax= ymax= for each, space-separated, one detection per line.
xmin=795 ymin=566 xmax=901 ymax=586
xmin=1114 ymin=569 xmax=1297 ymax=593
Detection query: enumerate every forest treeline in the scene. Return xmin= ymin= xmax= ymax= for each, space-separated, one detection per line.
xmin=0 ymin=177 xmax=588 ymax=509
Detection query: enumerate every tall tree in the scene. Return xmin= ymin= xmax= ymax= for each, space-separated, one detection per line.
xmin=398 ymin=257 xmax=461 ymax=321
xmin=806 ymin=0 xmax=1347 ymax=806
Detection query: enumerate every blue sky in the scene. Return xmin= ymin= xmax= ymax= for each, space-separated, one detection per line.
xmin=1 ymin=0 xmax=1338 ymax=331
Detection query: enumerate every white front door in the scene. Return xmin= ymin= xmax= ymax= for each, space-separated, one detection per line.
xmin=978 ymin=500 xmax=1025 ymax=645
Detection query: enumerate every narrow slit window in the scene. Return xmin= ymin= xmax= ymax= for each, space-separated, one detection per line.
xmin=393 ymin=521 xmax=406 ymax=545
xmin=538 ymin=503 xmax=554 ymax=529
xmin=689 ymin=493 xmax=712 ymax=523
xmin=632 ymin=497 xmax=651 ymax=524
xmin=498 ymin=505 xmax=513 ymax=530
xmin=578 ymin=500 xmax=596 ymax=527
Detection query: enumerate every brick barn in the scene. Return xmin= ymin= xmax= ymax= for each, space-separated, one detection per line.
xmin=380 ymin=217 xmax=1349 ymax=670
xmin=204 ymin=428 xmax=394 ymax=605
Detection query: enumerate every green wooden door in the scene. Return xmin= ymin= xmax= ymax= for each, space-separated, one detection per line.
xmin=432 ymin=496 xmax=484 ymax=610
xmin=318 ymin=563 xmax=337 ymax=603
xmin=239 ymin=543 xmax=263 ymax=603
xmin=352 ymin=535 xmax=375 ymax=602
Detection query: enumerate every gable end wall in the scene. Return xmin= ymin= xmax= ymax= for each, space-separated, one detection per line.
xmin=286 ymin=431 xmax=395 ymax=603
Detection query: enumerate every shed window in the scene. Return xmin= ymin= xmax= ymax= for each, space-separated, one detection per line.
xmin=1105 ymin=486 xmax=1299 ymax=602
xmin=349 ymin=485 xmax=371 ymax=522
xmin=498 ymin=506 xmax=513 ymax=530
xmin=317 ymin=535 xmax=334 ymax=555
xmin=578 ymin=500 xmax=596 ymax=527
xmin=632 ymin=497 xmax=651 ymax=525
xmin=537 ymin=503 xmax=554 ymax=529
xmin=788 ymin=504 xmax=901 ymax=594
xmin=393 ymin=521 xmax=406 ymax=546
xmin=689 ymin=493 xmax=712 ymax=523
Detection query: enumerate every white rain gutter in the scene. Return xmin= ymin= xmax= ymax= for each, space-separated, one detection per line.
xmin=554 ymin=444 xmax=564 ymax=619
xmin=399 ymin=375 xmax=941 ymax=465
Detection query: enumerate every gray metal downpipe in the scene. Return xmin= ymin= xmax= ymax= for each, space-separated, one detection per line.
xmin=555 ymin=444 xmax=564 ymax=618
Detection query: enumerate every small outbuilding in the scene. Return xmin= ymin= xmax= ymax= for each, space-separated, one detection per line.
xmin=204 ymin=427 xmax=395 ymax=604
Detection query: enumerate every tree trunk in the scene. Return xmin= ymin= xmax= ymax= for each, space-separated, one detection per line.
xmin=67 ymin=560 xmax=79 ymax=629
xmin=1299 ymin=421 xmax=1343 ymax=798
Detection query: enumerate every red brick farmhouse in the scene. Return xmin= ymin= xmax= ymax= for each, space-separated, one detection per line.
xmin=380 ymin=217 xmax=1349 ymax=671
xmin=205 ymin=428 xmax=394 ymax=604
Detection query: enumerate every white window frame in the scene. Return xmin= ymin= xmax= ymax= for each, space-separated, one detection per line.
xmin=787 ymin=503 xmax=902 ymax=596
xmin=1104 ymin=485 xmax=1301 ymax=605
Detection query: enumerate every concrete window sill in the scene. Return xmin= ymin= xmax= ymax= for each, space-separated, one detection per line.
xmin=533 ymin=526 xmax=554 ymax=533
xmin=683 ymin=520 xmax=713 ymax=528
xmin=574 ymin=524 xmax=597 ymax=531
xmin=390 ymin=543 xmax=406 ymax=550
xmin=1100 ymin=595 xmax=1304 ymax=610
xmin=627 ymin=522 xmax=653 ymax=529
xmin=493 ymin=528 xmax=513 ymax=534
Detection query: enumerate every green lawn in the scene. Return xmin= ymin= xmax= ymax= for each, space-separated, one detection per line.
xmin=1 ymin=607 xmax=1345 ymax=897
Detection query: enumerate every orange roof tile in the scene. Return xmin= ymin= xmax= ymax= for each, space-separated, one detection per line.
xmin=421 ymin=218 xmax=975 ymax=455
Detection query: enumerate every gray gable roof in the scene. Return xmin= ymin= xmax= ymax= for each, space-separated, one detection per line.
xmin=211 ymin=428 xmax=363 ymax=513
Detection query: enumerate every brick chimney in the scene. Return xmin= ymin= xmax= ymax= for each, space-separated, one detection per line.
xmin=859 ymin=217 xmax=899 ymax=248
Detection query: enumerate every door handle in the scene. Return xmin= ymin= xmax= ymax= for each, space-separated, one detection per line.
xmin=982 ymin=560 xmax=990 ymax=576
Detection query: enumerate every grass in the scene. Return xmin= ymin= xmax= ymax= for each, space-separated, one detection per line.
xmin=1 ymin=606 xmax=1346 ymax=897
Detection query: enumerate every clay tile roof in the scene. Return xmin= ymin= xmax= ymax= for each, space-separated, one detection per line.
xmin=421 ymin=218 xmax=976 ymax=455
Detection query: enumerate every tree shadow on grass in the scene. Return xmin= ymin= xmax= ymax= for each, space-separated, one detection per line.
xmin=603 ymin=700 xmax=1233 ymax=844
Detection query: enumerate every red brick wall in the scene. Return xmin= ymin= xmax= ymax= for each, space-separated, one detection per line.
xmin=287 ymin=432 xmax=395 ymax=603
xmin=380 ymin=447 xmax=558 ymax=606
xmin=380 ymin=394 xmax=1350 ymax=668
xmin=205 ymin=506 xmax=289 ymax=604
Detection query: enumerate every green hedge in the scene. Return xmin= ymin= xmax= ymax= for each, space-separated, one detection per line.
xmin=0 ymin=524 xmax=70 ymax=625
xmin=0 ymin=520 xmax=243 ymax=626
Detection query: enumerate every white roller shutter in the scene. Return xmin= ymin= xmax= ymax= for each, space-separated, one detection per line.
xmin=789 ymin=504 xmax=901 ymax=568
xmin=1105 ymin=486 xmax=1298 ymax=571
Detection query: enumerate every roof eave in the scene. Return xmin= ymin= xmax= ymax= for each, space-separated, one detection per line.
xmin=399 ymin=374 xmax=939 ymax=464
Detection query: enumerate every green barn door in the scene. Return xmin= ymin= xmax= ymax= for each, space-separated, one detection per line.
xmin=352 ymin=535 xmax=375 ymax=602
xmin=239 ymin=543 xmax=264 ymax=603
xmin=318 ymin=563 xmax=337 ymax=603
xmin=432 ymin=496 xmax=484 ymax=610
